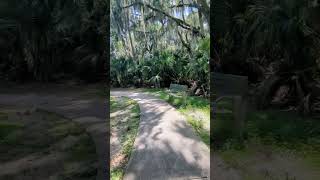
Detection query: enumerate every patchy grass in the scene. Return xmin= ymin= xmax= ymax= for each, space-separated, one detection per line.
xmin=214 ymin=99 xmax=320 ymax=151
xmin=0 ymin=123 xmax=23 ymax=143
xmin=218 ymin=143 xmax=320 ymax=180
xmin=66 ymin=134 xmax=96 ymax=162
xmin=49 ymin=121 xmax=83 ymax=140
xmin=111 ymin=168 xmax=125 ymax=180
xmin=142 ymin=88 xmax=210 ymax=146
xmin=80 ymin=86 xmax=107 ymax=98
xmin=214 ymin=99 xmax=320 ymax=179
xmin=110 ymin=96 xmax=140 ymax=180
xmin=0 ymin=108 xmax=97 ymax=180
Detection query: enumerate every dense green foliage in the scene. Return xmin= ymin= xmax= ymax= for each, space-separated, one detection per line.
xmin=111 ymin=0 xmax=210 ymax=95
xmin=213 ymin=0 xmax=320 ymax=114
xmin=0 ymin=0 xmax=108 ymax=82
xmin=111 ymin=38 xmax=209 ymax=88
xmin=213 ymin=2 xmax=320 ymax=176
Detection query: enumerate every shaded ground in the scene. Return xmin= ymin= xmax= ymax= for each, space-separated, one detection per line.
xmin=110 ymin=96 xmax=140 ymax=180
xmin=0 ymin=109 xmax=97 ymax=180
xmin=0 ymin=83 xmax=107 ymax=180
xmin=219 ymin=145 xmax=320 ymax=180
xmin=214 ymin=99 xmax=320 ymax=180
xmin=111 ymin=89 xmax=210 ymax=180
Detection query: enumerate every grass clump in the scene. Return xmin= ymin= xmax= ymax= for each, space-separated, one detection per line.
xmin=49 ymin=122 xmax=83 ymax=140
xmin=111 ymin=168 xmax=124 ymax=180
xmin=67 ymin=135 xmax=96 ymax=162
xmin=0 ymin=123 xmax=23 ymax=142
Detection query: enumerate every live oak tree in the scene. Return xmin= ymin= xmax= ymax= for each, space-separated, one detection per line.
xmin=111 ymin=0 xmax=210 ymax=95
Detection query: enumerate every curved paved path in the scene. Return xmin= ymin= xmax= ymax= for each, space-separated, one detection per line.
xmin=0 ymin=92 xmax=107 ymax=180
xmin=111 ymin=90 xmax=210 ymax=180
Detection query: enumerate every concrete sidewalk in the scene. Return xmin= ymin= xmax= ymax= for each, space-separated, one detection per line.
xmin=111 ymin=90 xmax=210 ymax=180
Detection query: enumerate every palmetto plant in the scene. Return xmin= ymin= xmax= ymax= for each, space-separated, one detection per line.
xmin=110 ymin=45 xmax=209 ymax=93
xmin=149 ymin=74 xmax=162 ymax=88
xmin=110 ymin=0 xmax=210 ymax=94
xmin=213 ymin=0 xmax=320 ymax=113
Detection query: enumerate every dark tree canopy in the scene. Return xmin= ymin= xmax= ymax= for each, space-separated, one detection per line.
xmin=212 ymin=0 xmax=320 ymax=114
xmin=0 ymin=0 xmax=108 ymax=82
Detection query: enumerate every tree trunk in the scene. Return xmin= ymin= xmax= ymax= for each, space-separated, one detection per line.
xmin=198 ymin=10 xmax=204 ymax=34
xmin=124 ymin=0 xmax=135 ymax=59
xmin=196 ymin=0 xmax=210 ymax=27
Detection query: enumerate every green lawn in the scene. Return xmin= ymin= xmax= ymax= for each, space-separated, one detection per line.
xmin=142 ymin=88 xmax=210 ymax=146
xmin=110 ymin=96 xmax=140 ymax=180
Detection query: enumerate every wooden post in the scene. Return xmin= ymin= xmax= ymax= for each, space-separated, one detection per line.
xmin=182 ymin=91 xmax=187 ymax=106
xmin=212 ymin=72 xmax=248 ymax=139
xmin=233 ymin=96 xmax=245 ymax=139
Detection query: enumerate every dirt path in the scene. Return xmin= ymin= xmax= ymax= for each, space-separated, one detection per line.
xmin=0 ymin=90 xmax=107 ymax=180
xmin=111 ymin=90 xmax=210 ymax=180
